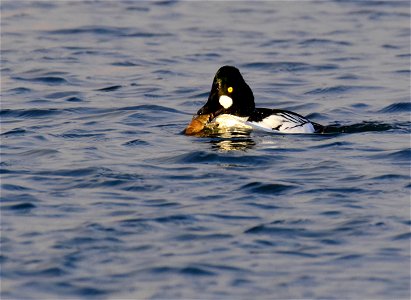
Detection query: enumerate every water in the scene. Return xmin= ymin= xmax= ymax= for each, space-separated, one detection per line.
xmin=1 ymin=1 xmax=410 ymax=299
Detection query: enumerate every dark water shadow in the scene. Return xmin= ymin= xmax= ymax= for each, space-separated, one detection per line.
xmin=314 ymin=121 xmax=410 ymax=134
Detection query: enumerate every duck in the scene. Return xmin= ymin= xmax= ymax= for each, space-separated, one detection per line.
xmin=185 ymin=65 xmax=323 ymax=135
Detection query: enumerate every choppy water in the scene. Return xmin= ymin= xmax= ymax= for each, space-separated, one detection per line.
xmin=1 ymin=1 xmax=410 ymax=299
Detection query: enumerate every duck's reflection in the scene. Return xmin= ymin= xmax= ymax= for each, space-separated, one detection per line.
xmin=207 ymin=131 xmax=256 ymax=151
xmin=211 ymin=138 xmax=256 ymax=151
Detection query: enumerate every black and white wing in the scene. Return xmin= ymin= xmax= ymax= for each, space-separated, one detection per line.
xmin=248 ymin=108 xmax=316 ymax=133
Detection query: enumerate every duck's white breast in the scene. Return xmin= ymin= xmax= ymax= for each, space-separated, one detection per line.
xmin=212 ymin=114 xmax=252 ymax=129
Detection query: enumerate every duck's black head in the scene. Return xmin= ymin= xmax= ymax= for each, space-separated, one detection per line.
xmin=197 ymin=66 xmax=255 ymax=119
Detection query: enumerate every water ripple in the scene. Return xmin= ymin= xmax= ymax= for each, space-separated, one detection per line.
xmin=12 ymin=76 xmax=69 ymax=85
xmin=44 ymin=25 xmax=173 ymax=38
xmin=241 ymin=61 xmax=338 ymax=72
xmin=161 ymin=151 xmax=271 ymax=166
xmin=379 ymin=102 xmax=411 ymax=113
xmin=0 ymin=108 xmax=62 ymax=119
xmin=240 ymin=182 xmax=296 ymax=195
xmin=299 ymin=38 xmax=352 ymax=47
xmin=305 ymin=85 xmax=382 ymax=94
xmin=96 ymin=85 xmax=122 ymax=92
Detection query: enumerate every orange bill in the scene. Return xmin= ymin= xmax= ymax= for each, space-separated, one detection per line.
xmin=184 ymin=114 xmax=212 ymax=135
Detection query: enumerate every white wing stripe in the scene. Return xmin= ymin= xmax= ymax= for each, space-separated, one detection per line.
xmin=249 ymin=113 xmax=315 ymax=133
xmin=278 ymin=112 xmax=306 ymax=124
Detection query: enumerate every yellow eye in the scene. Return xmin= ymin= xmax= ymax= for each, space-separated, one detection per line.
xmin=227 ymin=87 xmax=233 ymax=93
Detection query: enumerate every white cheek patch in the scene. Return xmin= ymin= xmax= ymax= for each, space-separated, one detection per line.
xmin=219 ymin=95 xmax=233 ymax=109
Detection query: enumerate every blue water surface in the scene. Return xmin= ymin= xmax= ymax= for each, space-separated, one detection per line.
xmin=1 ymin=1 xmax=410 ymax=299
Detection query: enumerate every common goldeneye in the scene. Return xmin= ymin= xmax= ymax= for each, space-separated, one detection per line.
xmin=186 ymin=65 xmax=323 ymax=134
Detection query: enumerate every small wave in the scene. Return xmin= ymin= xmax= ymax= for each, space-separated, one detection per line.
xmin=305 ymin=85 xmax=381 ymax=94
xmin=0 ymin=108 xmax=63 ymax=119
xmin=186 ymin=52 xmax=221 ymax=61
xmin=244 ymin=224 xmax=318 ymax=237
xmin=396 ymin=53 xmax=411 ymax=59
xmin=3 ymin=202 xmax=36 ymax=211
xmin=175 ymin=233 xmax=233 ymax=241
xmin=45 ymin=91 xmax=81 ymax=99
xmin=392 ymin=232 xmax=411 ymax=241
xmin=275 ymin=250 xmax=318 ymax=258
xmin=180 ymin=266 xmax=216 ymax=276
xmin=336 ymin=73 xmax=361 ymax=80
xmin=163 ymin=150 xmax=270 ymax=166
xmin=1 ymin=193 xmax=39 ymax=204
xmin=17 ymin=149 xmax=59 ymax=158
xmin=71 ymin=50 xmax=105 ymax=56
xmin=153 ymin=214 xmax=198 ymax=224
xmin=31 ymin=267 xmax=67 ymax=277
xmin=96 ymin=85 xmax=122 ymax=92
xmin=260 ymin=39 xmax=295 ymax=47
xmin=141 ymin=265 xmax=215 ymax=277
xmin=123 ymin=139 xmax=149 ymax=147
xmin=379 ymin=102 xmax=411 ymax=113
xmin=65 ymin=97 xmax=83 ymax=102
xmin=299 ymin=38 xmax=352 ymax=47
xmin=382 ymin=44 xmax=400 ymax=49
xmin=126 ymin=32 xmax=172 ymax=38
xmin=334 ymin=254 xmax=363 ymax=261
xmin=373 ymin=149 xmax=411 ymax=161
xmin=371 ymin=174 xmax=409 ymax=181
xmin=1 ymin=184 xmax=30 ymax=191
xmin=118 ymin=104 xmax=185 ymax=114
xmin=60 ymin=133 xmax=105 ymax=139
xmin=395 ymin=69 xmax=411 ymax=75
xmin=45 ymin=26 xmax=131 ymax=36
xmin=111 ymin=61 xmax=141 ymax=67
xmin=43 ymin=91 xmax=84 ymax=102
xmin=45 ymin=25 xmax=172 ymax=38
xmin=316 ymin=121 xmax=406 ymax=134
xmin=1 ymin=128 xmax=30 ymax=136
xmin=28 ymin=99 xmax=55 ymax=105
xmin=153 ymin=0 xmax=179 ymax=6
xmin=245 ymin=202 xmax=282 ymax=210
xmin=241 ymin=61 xmax=338 ymax=72
xmin=13 ymin=76 xmax=69 ymax=85
xmin=351 ymin=103 xmax=370 ymax=109
xmin=5 ymin=87 xmax=32 ymax=94
xmin=311 ymin=141 xmax=353 ymax=149
xmin=125 ymin=6 xmax=150 ymax=12
xmin=240 ymin=182 xmax=295 ymax=195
